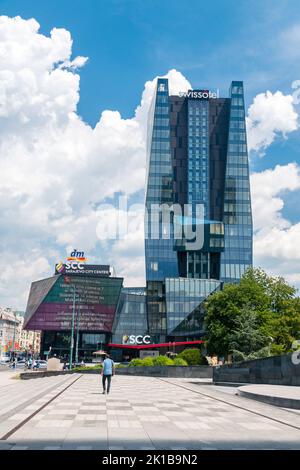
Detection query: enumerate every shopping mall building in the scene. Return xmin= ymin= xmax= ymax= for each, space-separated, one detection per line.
xmin=24 ymin=77 xmax=252 ymax=361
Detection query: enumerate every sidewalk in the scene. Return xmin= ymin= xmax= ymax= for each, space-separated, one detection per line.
xmin=237 ymin=384 xmax=300 ymax=409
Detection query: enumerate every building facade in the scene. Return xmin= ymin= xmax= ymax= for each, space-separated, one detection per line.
xmin=0 ymin=307 xmax=40 ymax=359
xmin=144 ymin=78 xmax=252 ymax=342
xmin=17 ymin=315 xmax=41 ymax=356
xmin=24 ymin=268 xmax=124 ymax=360
xmin=0 ymin=307 xmax=19 ymax=359
xmin=23 ymin=78 xmax=252 ymax=360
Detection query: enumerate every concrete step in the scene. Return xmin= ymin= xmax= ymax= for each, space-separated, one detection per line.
xmin=237 ymin=384 xmax=300 ymax=409
xmin=214 ymin=381 xmax=249 ymax=387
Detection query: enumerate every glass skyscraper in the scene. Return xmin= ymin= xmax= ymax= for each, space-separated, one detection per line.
xmin=145 ymin=78 xmax=253 ymax=342
xmin=23 ymin=77 xmax=253 ymax=359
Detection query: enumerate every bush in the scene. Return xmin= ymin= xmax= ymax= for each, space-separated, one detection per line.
xmin=128 ymin=358 xmax=144 ymax=367
xmin=141 ymin=357 xmax=154 ymax=367
xmin=173 ymin=357 xmax=188 ymax=366
xmin=178 ymin=348 xmax=202 ymax=366
xmin=73 ymin=364 xmax=102 ymax=371
xmin=153 ymin=355 xmax=174 ymax=366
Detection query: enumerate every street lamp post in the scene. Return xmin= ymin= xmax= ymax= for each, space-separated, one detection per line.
xmin=11 ymin=312 xmax=17 ymax=360
xmin=33 ymin=331 xmax=36 ymax=358
xmin=69 ymin=285 xmax=76 ymax=370
xmin=75 ymin=306 xmax=81 ymax=364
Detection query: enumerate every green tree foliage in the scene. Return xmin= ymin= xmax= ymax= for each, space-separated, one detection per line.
xmin=153 ymin=355 xmax=174 ymax=366
xmin=128 ymin=358 xmax=144 ymax=367
xmin=204 ymin=268 xmax=300 ymax=359
xmin=173 ymin=357 xmax=188 ymax=366
xmin=228 ymin=307 xmax=272 ymax=361
xmin=141 ymin=357 xmax=154 ymax=367
xmin=178 ymin=348 xmax=202 ymax=365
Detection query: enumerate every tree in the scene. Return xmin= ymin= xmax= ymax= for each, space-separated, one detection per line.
xmin=178 ymin=348 xmax=202 ymax=365
xmin=204 ymin=268 xmax=300 ymax=359
xmin=228 ymin=307 xmax=272 ymax=361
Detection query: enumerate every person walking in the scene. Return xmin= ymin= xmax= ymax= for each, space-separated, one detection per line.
xmin=101 ymin=354 xmax=115 ymax=395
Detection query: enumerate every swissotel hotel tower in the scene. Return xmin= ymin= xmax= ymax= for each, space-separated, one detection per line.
xmin=145 ymin=78 xmax=253 ymax=342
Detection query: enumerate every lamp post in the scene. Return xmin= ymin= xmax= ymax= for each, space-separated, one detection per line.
xmin=11 ymin=311 xmax=17 ymax=361
xmin=75 ymin=306 xmax=81 ymax=364
xmin=33 ymin=331 xmax=36 ymax=358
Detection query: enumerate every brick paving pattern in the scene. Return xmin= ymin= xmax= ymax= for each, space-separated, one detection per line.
xmin=0 ymin=373 xmax=300 ymax=450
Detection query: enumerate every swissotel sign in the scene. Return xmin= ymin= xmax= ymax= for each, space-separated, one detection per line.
xmin=178 ymin=89 xmax=219 ymax=99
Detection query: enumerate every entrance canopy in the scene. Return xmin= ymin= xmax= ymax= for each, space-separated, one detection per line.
xmin=108 ymin=340 xmax=204 ymax=350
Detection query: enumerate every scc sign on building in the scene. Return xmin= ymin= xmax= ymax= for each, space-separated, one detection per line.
xmin=55 ymin=262 xmax=111 ymax=277
xmin=122 ymin=335 xmax=152 ymax=345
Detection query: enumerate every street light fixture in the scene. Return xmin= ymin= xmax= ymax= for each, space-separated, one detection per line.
xmin=69 ymin=284 xmax=76 ymax=370
xmin=75 ymin=305 xmax=81 ymax=364
xmin=11 ymin=311 xmax=17 ymax=361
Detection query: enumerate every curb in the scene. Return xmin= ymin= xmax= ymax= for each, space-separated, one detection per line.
xmin=237 ymin=388 xmax=300 ymax=410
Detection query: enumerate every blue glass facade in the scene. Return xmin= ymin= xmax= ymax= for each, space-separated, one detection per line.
xmin=144 ymin=78 xmax=253 ymax=341
xmin=165 ymin=278 xmax=222 ymax=335
xmin=112 ymin=288 xmax=147 ymax=344
xmin=188 ymin=98 xmax=210 ymax=219
xmin=220 ymin=81 xmax=253 ymax=282
xmin=145 ymin=78 xmax=179 ymax=282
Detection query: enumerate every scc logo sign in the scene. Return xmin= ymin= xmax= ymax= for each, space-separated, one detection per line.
xmin=55 ymin=261 xmax=85 ymax=274
xmin=65 ymin=261 xmax=84 ymax=270
xmin=122 ymin=335 xmax=152 ymax=345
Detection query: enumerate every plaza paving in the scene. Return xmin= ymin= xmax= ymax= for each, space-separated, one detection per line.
xmin=0 ymin=370 xmax=300 ymax=450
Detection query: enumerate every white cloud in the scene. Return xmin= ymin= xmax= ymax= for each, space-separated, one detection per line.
xmin=0 ymin=252 xmax=52 ymax=308
xmin=251 ymin=163 xmax=300 ymax=289
xmin=0 ymin=15 xmax=190 ymax=309
xmin=246 ymin=90 xmax=298 ymax=154
xmin=1 ymin=14 xmax=300 ymax=309
xmin=251 ymin=163 xmax=300 ymax=230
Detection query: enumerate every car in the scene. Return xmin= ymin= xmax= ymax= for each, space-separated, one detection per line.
xmin=0 ymin=356 xmax=10 ymax=364
xmin=31 ymin=360 xmax=47 ymax=370
xmin=35 ymin=360 xmax=47 ymax=369
xmin=13 ymin=360 xmax=26 ymax=369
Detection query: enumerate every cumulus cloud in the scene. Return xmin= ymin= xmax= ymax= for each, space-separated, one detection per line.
xmin=0 ymin=15 xmax=191 ymax=308
xmin=251 ymin=163 xmax=300 ymax=230
xmin=1 ymin=14 xmax=300 ymax=308
xmin=251 ymin=163 xmax=300 ymax=289
xmin=246 ymin=90 xmax=298 ymax=154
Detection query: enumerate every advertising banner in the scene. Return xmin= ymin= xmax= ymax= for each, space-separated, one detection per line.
xmin=25 ymin=275 xmax=123 ymax=332
xmin=55 ymin=263 xmax=110 ymax=277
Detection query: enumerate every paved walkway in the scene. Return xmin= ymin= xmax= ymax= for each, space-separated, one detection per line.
xmin=1 ymin=373 xmax=300 ymax=450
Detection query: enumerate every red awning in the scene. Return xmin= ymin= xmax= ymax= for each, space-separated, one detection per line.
xmin=107 ymin=340 xmax=204 ymax=350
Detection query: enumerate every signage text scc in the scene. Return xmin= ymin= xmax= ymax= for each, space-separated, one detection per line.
xmin=66 ymin=261 xmax=84 ymax=270
xmin=129 ymin=335 xmax=151 ymax=345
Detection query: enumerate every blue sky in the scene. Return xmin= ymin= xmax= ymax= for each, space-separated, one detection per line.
xmin=1 ymin=1 xmax=300 ymax=307
xmin=2 ymin=0 xmax=300 ymax=175
xmin=1 ymin=0 xmax=300 ymax=120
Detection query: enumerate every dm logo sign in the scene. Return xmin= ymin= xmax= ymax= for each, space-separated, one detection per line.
xmin=67 ymin=249 xmax=87 ymax=263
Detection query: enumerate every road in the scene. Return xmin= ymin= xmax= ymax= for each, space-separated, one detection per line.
xmin=0 ymin=370 xmax=300 ymax=450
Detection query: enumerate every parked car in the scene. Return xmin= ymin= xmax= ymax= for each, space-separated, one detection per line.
xmin=33 ymin=360 xmax=47 ymax=370
xmin=14 ymin=360 xmax=27 ymax=369
xmin=0 ymin=355 xmax=10 ymax=364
